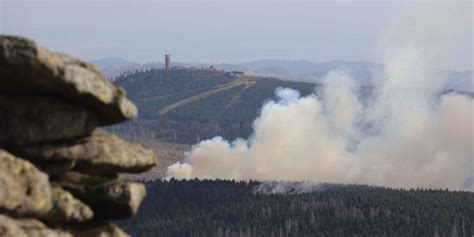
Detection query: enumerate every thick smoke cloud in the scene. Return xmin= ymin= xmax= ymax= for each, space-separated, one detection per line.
xmin=167 ymin=2 xmax=474 ymax=190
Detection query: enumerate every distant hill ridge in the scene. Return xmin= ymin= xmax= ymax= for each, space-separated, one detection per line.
xmin=90 ymin=57 xmax=130 ymax=68
xmin=94 ymin=57 xmax=473 ymax=92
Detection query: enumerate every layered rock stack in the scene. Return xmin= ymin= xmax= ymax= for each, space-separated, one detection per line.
xmin=0 ymin=36 xmax=156 ymax=237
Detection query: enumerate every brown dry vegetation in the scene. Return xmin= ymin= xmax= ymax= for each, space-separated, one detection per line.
xmin=120 ymin=139 xmax=190 ymax=181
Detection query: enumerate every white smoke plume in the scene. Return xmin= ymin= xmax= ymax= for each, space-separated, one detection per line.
xmin=167 ymin=2 xmax=474 ymax=190
xmin=252 ymin=181 xmax=327 ymax=195
xmin=252 ymin=181 xmax=375 ymax=195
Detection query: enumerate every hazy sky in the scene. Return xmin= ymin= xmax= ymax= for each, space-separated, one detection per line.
xmin=0 ymin=0 xmax=472 ymax=69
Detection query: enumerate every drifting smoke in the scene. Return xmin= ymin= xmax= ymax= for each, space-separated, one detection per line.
xmin=252 ymin=181 xmax=327 ymax=195
xmin=167 ymin=2 xmax=474 ymax=190
xmin=252 ymin=181 xmax=376 ymax=195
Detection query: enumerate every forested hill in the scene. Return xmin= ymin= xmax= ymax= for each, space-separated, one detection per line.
xmin=111 ymin=68 xmax=316 ymax=144
xmin=109 ymin=68 xmax=472 ymax=178
xmin=110 ymin=68 xmax=472 ymax=145
xmin=117 ymin=179 xmax=474 ymax=237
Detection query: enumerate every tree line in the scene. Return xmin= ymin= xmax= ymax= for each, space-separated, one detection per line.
xmin=116 ymin=179 xmax=474 ymax=237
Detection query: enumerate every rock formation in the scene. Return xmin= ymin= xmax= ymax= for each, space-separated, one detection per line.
xmin=0 ymin=35 xmax=156 ymax=237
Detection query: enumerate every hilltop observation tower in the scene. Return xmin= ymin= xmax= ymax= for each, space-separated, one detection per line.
xmin=165 ymin=54 xmax=171 ymax=70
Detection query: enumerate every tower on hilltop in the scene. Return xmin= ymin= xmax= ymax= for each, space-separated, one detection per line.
xmin=165 ymin=54 xmax=171 ymax=70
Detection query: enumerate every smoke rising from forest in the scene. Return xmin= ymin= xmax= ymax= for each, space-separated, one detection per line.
xmin=167 ymin=2 xmax=474 ymax=190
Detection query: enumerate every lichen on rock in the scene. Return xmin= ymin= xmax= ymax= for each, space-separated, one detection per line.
xmin=0 ymin=150 xmax=53 ymax=217
xmin=0 ymin=94 xmax=99 ymax=145
xmin=0 ymin=214 xmax=73 ymax=237
xmin=14 ymin=128 xmax=156 ymax=175
xmin=0 ymin=35 xmax=156 ymax=236
xmin=0 ymin=35 xmax=137 ymax=126
xmin=40 ymin=186 xmax=94 ymax=224
xmin=54 ymin=171 xmax=146 ymax=220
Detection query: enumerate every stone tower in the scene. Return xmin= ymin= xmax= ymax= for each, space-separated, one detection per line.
xmin=165 ymin=54 xmax=171 ymax=70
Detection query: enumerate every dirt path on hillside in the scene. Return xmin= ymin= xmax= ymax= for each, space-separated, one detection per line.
xmin=223 ymin=80 xmax=256 ymax=112
xmin=158 ymin=79 xmax=255 ymax=115
xmin=140 ymin=87 xmax=209 ymax=102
